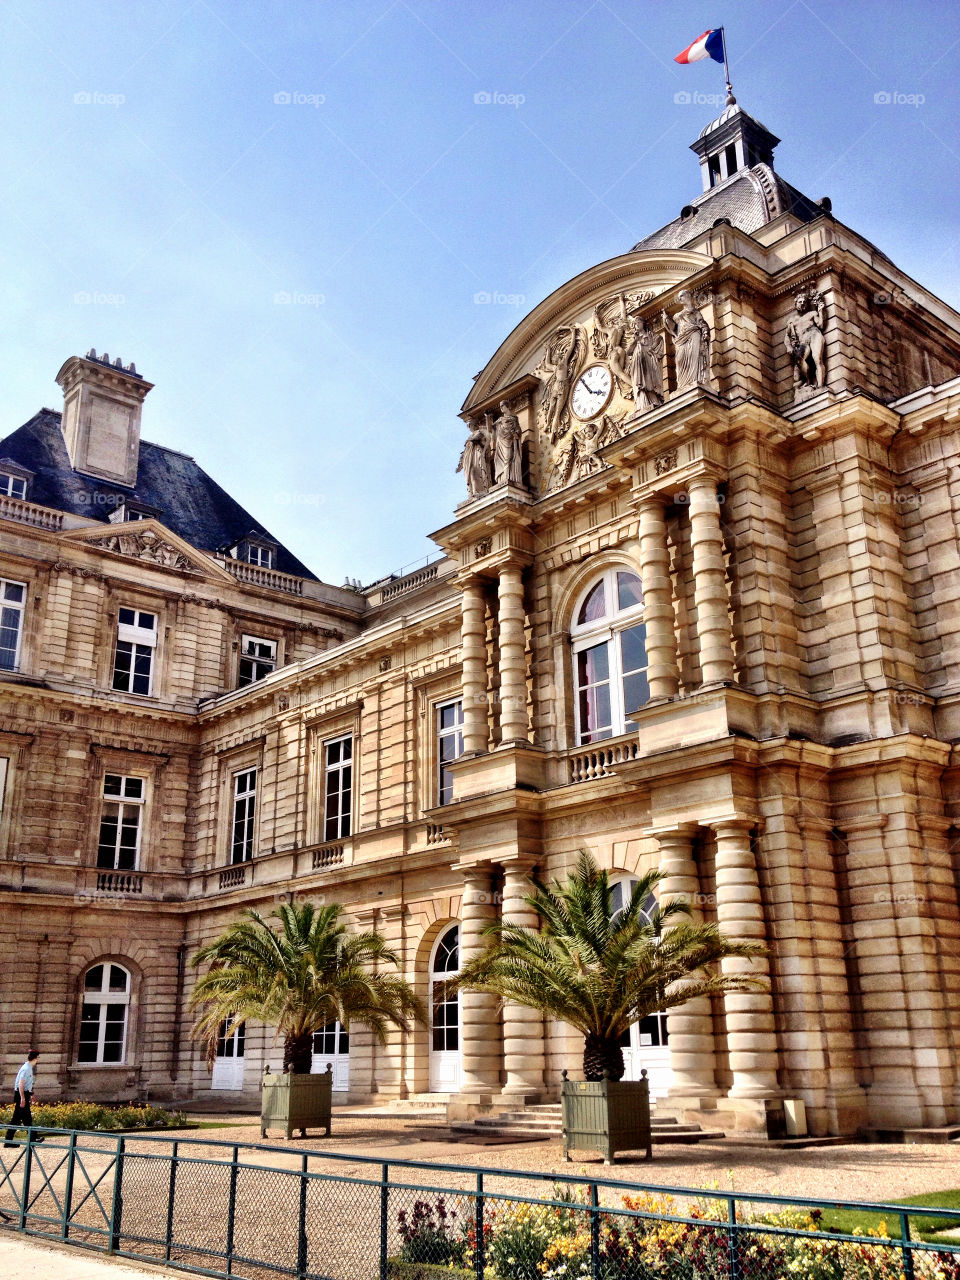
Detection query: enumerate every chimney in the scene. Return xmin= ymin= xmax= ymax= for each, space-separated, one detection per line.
xmin=55 ymin=350 xmax=153 ymax=487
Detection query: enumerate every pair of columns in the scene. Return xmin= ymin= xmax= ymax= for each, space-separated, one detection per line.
xmin=637 ymin=473 xmax=734 ymax=696
xmin=460 ymin=563 xmax=527 ymax=754
xmin=656 ymin=820 xmax=779 ymax=1100
xmin=458 ymin=860 xmax=544 ymax=1100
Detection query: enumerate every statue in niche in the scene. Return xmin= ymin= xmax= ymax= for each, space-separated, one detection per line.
xmin=785 ymin=289 xmax=827 ymax=396
xmin=493 ymin=400 xmax=524 ymax=488
xmin=626 ymin=316 xmax=664 ymax=412
xmin=535 ymin=324 xmax=586 ymax=442
xmin=456 ymin=415 xmax=493 ymax=498
xmin=662 ymin=290 xmax=711 ymax=388
xmin=592 ymin=301 xmax=633 ymax=396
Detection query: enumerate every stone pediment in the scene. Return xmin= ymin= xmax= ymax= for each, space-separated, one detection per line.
xmin=61 ymin=519 xmax=235 ymax=582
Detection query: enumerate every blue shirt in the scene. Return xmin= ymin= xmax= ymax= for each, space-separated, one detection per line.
xmin=14 ymin=1062 xmax=35 ymax=1094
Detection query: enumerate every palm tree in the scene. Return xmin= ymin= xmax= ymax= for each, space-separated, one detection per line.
xmin=456 ymin=851 xmax=768 ymax=1082
xmin=189 ymin=900 xmax=423 ymax=1073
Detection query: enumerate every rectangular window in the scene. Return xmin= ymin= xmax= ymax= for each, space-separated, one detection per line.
xmin=0 ymin=473 xmax=27 ymax=500
xmin=231 ymin=769 xmax=257 ymax=864
xmin=245 ymin=543 xmax=274 ymax=568
xmin=0 ymin=579 xmax=26 ymax=671
xmin=575 ymin=641 xmax=613 ymax=744
xmin=238 ymin=635 xmax=277 ymax=688
xmin=97 ymin=774 xmax=145 ymax=870
xmin=112 ymin=608 xmax=157 ymax=696
xmin=323 ymin=735 xmax=352 ymax=842
xmin=436 ymin=700 xmax=464 ymax=806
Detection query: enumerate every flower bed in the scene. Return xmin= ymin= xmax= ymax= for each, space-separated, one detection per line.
xmin=0 ymin=1100 xmax=188 ymax=1132
xmin=392 ymin=1190 xmax=960 ymax=1280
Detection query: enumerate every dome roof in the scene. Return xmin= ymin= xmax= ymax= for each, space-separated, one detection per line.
xmin=698 ymin=103 xmax=772 ymax=140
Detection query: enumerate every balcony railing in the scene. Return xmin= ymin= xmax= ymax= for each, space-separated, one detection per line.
xmin=311 ymin=842 xmax=345 ymax=870
xmin=0 ymin=493 xmax=64 ymax=531
xmin=96 ymin=870 xmax=143 ymax=896
xmin=222 ymin=560 xmax=304 ymax=595
xmin=568 ymin=736 xmax=641 ymax=783
xmin=218 ymin=865 xmax=247 ymax=890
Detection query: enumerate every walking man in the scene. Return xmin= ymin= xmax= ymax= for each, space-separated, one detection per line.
xmin=4 ymin=1050 xmax=41 ymax=1146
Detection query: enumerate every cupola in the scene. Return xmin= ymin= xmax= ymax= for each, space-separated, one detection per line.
xmin=689 ymin=102 xmax=780 ymax=192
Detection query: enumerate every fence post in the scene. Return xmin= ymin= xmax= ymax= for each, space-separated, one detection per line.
xmin=109 ymin=1136 xmax=125 ymax=1253
xmin=380 ymin=1162 xmax=389 ymax=1280
xmin=61 ymin=1132 xmax=77 ymax=1240
xmin=18 ymin=1132 xmax=33 ymax=1231
xmin=165 ymin=1140 xmax=179 ymax=1262
xmin=225 ymin=1144 xmax=239 ymax=1275
xmin=900 ymin=1210 xmax=916 ymax=1280
xmin=726 ymin=1195 xmax=740 ymax=1280
xmin=474 ymin=1172 xmax=485 ymax=1280
xmin=297 ymin=1152 xmax=309 ymax=1280
xmin=589 ymin=1182 xmax=600 ymax=1280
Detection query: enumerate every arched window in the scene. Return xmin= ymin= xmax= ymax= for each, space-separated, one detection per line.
xmin=429 ymin=925 xmax=461 ymax=1092
xmin=609 ymin=874 xmax=657 ymax=923
xmin=570 ymin=568 xmax=649 ymax=744
xmin=78 ymin=963 xmax=131 ymax=1065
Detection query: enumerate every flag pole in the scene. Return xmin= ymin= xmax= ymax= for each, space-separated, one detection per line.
xmin=721 ymin=26 xmax=735 ymax=104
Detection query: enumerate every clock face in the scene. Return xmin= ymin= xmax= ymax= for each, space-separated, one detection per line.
xmin=571 ymin=364 xmax=613 ymax=420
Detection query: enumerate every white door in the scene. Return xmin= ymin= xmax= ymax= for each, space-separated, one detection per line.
xmin=429 ymin=925 xmax=461 ymax=1092
xmin=611 ymin=876 xmax=673 ymax=1102
xmin=311 ymin=1022 xmax=350 ymax=1091
xmin=211 ymin=1023 xmax=245 ymax=1091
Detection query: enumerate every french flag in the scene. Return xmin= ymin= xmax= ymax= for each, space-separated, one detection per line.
xmin=675 ymin=28 xmax=725 ymax=64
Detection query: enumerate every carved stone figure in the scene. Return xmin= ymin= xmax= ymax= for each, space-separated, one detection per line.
xmin=572 ymin=414 xmax=622 ymax=480
xmin=100 ymin=529 xmax=192 ymax=570
xmin=456 ymin=416 xmax=493 ymax=498
xmin=535 ymin=325 xmax=586 ymax=442
xmin=626 ymin=317 xmax=664 ymax=412
xmin=493 ymin=400 xmax=524 ymax=489
xmin=785 ymin=290 xmax=827 ymax=395
xmin=545 ymin=436 xmax=577 ymax=493
xmin=591 ymin=301 xmax=633 ymax=396
xmin=662 ymin=290 xmax=711 ymax=388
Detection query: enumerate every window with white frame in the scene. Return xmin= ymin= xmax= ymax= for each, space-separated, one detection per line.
xmin=230 ymin=769 xmax=257 ymax=864
xmin=0 ymin=473 xmax=27 ymax=500
xmin=0 ymin=579 xmax=27 ymax=672
xmin=244 ymin=542 xmax=275 ymax=568
xmin=436 ymin=700 xmax=464 ymax=806
xmin=570 ymin=568 xmax=649 ymax=744
xmin=322 ymin=735 xmax=352 ymax=842
xmin=77 ymin=963 xmax=131 ymax=1064
xmin=112 ymin=608 xmax=157 ymax=696
xmin=97 ymin=774 xmax=145 ymax=870
xmin=238 ymin=635 xmax=277 ymax=687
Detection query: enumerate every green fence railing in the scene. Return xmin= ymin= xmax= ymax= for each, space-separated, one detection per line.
xmin=1 ymin=1127 xmax=959 ymax=1280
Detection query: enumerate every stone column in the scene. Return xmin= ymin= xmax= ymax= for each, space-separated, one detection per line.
xmin=688 ymin=473 xmax=735 ymax=685
xmin=460 ymin=578 xmax=488 ymax=756
xmin=500 ymin=859 xmax=546 ymax=1099
xmin=458 ymin=864 xmax=501 ymax=1098
xmin=637 ymin=496 xmax=680 ymax=699
xmin=497 ymin=563 xmax=528 ymax=744
xmin=654 ymin=826 xmax=718 ymax=1098
xmin=712 ymin=820 xmax=780 ymax=1097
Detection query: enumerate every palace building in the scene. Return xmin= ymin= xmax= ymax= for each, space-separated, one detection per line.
xmin=2 ymin=101 xmax=960 ymax=1138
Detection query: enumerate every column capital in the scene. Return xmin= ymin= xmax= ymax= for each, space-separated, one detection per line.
xmin=647 ymin=822 xmax=701 ymax=840
xmin=453 ymin=860 xmax=495 ymax=884
xmin=710 ymin=816 xmax=758 ymax=836
xmin=499 ymin=856 xmax=538 ymax=879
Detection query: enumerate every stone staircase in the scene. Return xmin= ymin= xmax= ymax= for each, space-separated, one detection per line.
xmin=450 ymin=1102 xmax=725 ymax=1144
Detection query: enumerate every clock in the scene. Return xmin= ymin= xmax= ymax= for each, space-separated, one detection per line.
xmin=571 ymin=364 xmax=613 ymax=420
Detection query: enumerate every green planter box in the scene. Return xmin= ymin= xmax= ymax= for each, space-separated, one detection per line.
xmin=561 ymin=1070 xmax=652 ymax=1164
xmin=260 ymin=1066 xmax=333 ymax=1139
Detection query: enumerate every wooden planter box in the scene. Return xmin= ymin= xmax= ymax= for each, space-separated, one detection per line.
xmin=561 ymin=1070 xmax=652 ymax=1164
xmin=260 ymin=1066 xmax=332 ymax=1139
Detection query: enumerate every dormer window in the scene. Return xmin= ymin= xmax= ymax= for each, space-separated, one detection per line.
xmin=107 ymin=499 xmax=161 ymax=525
xmin=224 ymin=535 xmax=278 ymax=570
xmin=0 ymin=461 xmax=33 ymax=501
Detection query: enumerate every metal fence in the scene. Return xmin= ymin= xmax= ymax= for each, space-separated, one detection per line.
xmin=2 ymin=1127 xmax=960 ymax=1280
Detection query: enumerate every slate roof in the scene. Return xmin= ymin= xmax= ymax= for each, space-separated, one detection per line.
xmin=632 ymin=163 xmax=824 ymax=252
xmin=0 ymin=408 xmax=319 ymax=581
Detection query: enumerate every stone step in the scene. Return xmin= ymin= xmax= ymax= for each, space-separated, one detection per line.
xmin=451 ymin=1119 xmax=725 ymax=1143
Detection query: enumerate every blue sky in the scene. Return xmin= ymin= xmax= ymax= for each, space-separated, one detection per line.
xmin=1 ymin=1 xmax=958 ymax=584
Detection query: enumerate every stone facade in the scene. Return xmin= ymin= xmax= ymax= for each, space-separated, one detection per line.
xmin=2 ymin=106 xmax=960 ymax=1137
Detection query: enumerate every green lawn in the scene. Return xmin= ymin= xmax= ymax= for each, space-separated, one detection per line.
xmin=817 ymin=1188 xmax=960 ymax=1243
